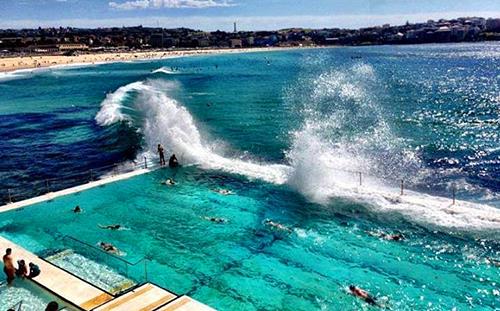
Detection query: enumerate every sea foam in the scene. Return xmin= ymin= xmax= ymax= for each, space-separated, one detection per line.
xmin=95 ymin=78 xmax=500 ymax=236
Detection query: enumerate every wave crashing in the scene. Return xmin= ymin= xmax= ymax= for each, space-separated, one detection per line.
xmin=95 ymin=75 xmax=500 ymax=237
xmin=152 ymin=67 xmax=179 ymax=75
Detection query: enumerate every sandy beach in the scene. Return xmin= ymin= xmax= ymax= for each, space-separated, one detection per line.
xmin=0 ymin=47 xmax=298 ymax=73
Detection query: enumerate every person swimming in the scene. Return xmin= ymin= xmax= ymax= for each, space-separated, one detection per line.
xmin=99 ymin=242 xmax=119 ymax=255
xmin=264 ymin=219 xmax=292 ymax=233
xmin=348 ymin=285 xmax=378 ymax=306
xmin=486 ymin=257 xmax=500 ymax=267
xmin=203 ymin=216 xmax=227 ymax=224
xmin=73 ymin=205 xmax=82 ymax=213
xmin=383 ymin=232 xmax=404 ymax=241
xmin=162 ymin=178 xmax=176 ymax=186
xmin=213 ymin=189 xmax=232 ymax=195
xmin=99 ymin=224 xmax=122 ymax=231
xmin=368 ymin=230 xmax=405 ymax=241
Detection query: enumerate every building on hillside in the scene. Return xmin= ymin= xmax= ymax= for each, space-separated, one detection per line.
xmin=58 ymin=43 xmax=88 ymax=51
xmin=230 ymin=39 xmax=242 ymax=48
xmin=486 ymin=18 xmax=500 ymax=31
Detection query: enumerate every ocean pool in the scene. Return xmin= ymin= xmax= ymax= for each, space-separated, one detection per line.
xmin=0 ymin=277 xmax=78 ymax=310
xmin=0 ymin=167 xmax=498 ymax=310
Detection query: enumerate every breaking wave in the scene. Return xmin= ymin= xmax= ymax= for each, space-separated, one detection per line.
xmin=96 ymin=79 xmax=289 ymax=184
xmin=95 ymin=67 xmax=500 ymax=237
xmin=152 ymin=67 xmax=179 ymax=75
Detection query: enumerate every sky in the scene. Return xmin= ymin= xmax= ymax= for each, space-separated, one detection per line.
xmin=1 ymin=0 xmax=499 ymax=31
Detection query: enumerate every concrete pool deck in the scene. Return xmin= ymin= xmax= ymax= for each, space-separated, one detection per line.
xmin=0 ymin=235 xmax=114 ymax=310
xmin=0 ymin=235 xmax=216 ymax=310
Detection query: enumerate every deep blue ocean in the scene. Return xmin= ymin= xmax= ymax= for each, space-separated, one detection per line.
xmin=0 ymin=43 xmax=499 ymax=310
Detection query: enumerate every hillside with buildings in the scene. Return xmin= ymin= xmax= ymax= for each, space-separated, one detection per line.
xmin=0 ymin=17 xmax=499 ymax=55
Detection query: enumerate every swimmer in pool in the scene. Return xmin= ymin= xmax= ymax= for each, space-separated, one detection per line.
xmin=486 ymin=257 xmax=500 ymax=267
xmin=264 ymin=219 xmax=292 ymax=233
xmin=368 ymin=230 xmax=405 ymax=241
xmin=99 ymin=224 xmax=122 ymax=231
xmin=214 ymin=189 xmax=232 ymax=195
xmin=203 ymin=216 xmax=227 ymax=224
xmin=73 ymin=205 xmax=82 ymax=213
xmin=162 ymin=178 xmax=176 ymax=185
xmin=348 ymin=285 xmax=378 ymax=306
xmin=99 ymin=242 xmax=119 ymax=255
xmin=383 ymin=232 xmax=404 ymax=241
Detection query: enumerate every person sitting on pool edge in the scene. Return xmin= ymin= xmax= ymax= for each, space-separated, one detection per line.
xmin=168 ymin=154 xmax=179 ymax=168
xmin=348 ymin=285 xmax=378 ymax=306
xmin=45 ymin=301 xmax=59 ymax=311
xmin=16 ymin=259 xmax=28 ymax=278
xmin=28 ymin=262 xmax=40 ymax=278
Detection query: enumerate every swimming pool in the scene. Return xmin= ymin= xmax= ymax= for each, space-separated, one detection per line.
xmin=0 ymin=167 xmax=498 ymax=310
xmin=0 ymin=277 xmax=79 ymax=310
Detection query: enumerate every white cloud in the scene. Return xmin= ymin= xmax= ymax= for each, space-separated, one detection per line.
xmin=109 ymin=0 xmax=235 ymax=10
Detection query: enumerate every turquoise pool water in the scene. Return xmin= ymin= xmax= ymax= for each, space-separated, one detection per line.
xmin=0 ymin=277 xmax=78 ymax=310
xmin=0 ymin=167 xmax=498 ymax=310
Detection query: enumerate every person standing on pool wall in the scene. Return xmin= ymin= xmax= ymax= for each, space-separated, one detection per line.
xmin=2 ymin=248 xmax=15 ymax=285
xmin=158 ymin=144 xmax=166 ymax=166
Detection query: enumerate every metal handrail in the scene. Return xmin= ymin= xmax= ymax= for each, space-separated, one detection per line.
xmin=3 ymin=156 xmax=159 ymax=204
xmin=8 ymin=300 xmax=23 ymax=311
xmin=2 ymin=154 xmax=499 ymax=206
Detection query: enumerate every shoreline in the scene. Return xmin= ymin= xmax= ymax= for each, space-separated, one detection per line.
xmin=0 ymin=46 xmax=310 ymax=74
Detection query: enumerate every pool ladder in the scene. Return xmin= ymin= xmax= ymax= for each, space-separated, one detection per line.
xmin=8 ymin=300 xmax=22 ymax=311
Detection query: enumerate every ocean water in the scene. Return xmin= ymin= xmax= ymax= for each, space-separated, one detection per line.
xmin=0 ymin=43 xmax=499 ymax=310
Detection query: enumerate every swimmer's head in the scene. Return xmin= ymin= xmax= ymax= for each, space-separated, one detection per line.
xmin=349 ymin=285 xmax=355 ymax=291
